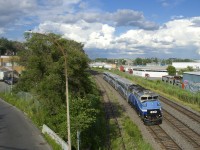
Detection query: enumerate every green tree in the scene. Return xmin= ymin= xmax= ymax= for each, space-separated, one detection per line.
xmin=15 ymin=32 xmax=104 ymax=149
xmin=167 ymin=65 xmax=176 ymax=75
xmin=134 ymin=58 xmax=143 ymax=65
xmin=177 ymin=66 xmax=194 ymax=75
xmin=0 ymin=37 xmax=24 ymax=55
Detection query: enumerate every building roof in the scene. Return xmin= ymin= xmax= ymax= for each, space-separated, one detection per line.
xmin=132 ymin=66 xmax=168 ymax=71
xmin=184 ymin=72 xmax=200 ymax=76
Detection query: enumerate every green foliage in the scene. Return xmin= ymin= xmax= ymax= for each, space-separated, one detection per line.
xmin=44 ymin=134 xmax=62 ymax=150
xmin=0 ymin=37 xmax=24 ymax=55
xmin=167 ymin=65 xmax=176 ymax=75
xmin=13 ymin=32 xmax=107 ymax=149
xmin=123 ymin=117 xmax=152 ymax=150
xmin=134 ymin=58 xmax=143 ymax=65
xmin=177 ymin=66 xmax=194 ymax=75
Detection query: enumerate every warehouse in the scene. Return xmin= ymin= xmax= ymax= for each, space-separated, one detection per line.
xmin=172 ymin=62 xmax=200 ymax=70
xmin=131 ymin=66 xmax=168 ymax=78
xmin=182 ymin=72 xmax=200 ymax=92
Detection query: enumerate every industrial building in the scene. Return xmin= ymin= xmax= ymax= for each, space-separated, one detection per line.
xmin=89 ymin=62 xmax=117 ymax=70
xmin=123 ymin=66 xmax=168 ymax=78
xmin=172 ymin=62 xmax=200 ymax=70
xmin=182 ymin=72 xmax=200 ymax=92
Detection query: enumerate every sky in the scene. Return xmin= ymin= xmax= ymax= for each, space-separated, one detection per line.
xmin=0 ymin=0 xmax=200 ymax=59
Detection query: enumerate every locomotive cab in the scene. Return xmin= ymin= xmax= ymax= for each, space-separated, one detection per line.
xmin=141 ymin=96 xmax=162 ymax=125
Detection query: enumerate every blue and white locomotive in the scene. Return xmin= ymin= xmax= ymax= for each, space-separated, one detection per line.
xmin=103 ymin=72 xmax=162 ymax=125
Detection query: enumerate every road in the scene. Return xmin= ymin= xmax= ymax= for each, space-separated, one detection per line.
xmin=0 ymin=82 xmax=52 ymax=150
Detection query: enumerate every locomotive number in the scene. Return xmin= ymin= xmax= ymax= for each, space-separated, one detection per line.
xmin=150 ymin=110 xmax=157 ymax=114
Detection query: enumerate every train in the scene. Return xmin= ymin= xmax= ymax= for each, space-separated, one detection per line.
xmin=103 ymin=72 xmax=163 ymax=125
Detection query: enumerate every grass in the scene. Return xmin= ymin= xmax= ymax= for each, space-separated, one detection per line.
xmin=44 ymin=134 xmax=62 ymax=150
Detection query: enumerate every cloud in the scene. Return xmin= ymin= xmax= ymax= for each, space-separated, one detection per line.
xmin=159 ymin=0 xmax=185 ymax=7
xmin=0 ymin=28 xmax=5 ymax=35
xmin=55 ymin=9 xmax=159 ymax=30
xmin=197 ymin=48 xmax=200 ymax=55
xmin=1 ymin=0 xmax=200 ymax=58
xmin=0 ymin=0 xmax=158 ymax=37
xmin=34 ymin=16 xmax=200 ymax=58
xmin=38 ymin=17 xmax=200 ymax=55
xmin=0 ymin=0 xmax=37 ymax=26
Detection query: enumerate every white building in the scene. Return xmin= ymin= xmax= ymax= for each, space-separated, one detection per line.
xmin=172 ymin=62 xmax=200 ymax=70
xmin=131 ymin=66 xmax=168 ymax=78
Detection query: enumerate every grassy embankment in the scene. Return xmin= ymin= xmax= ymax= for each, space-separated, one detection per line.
xmin=108 ymin=69 xmax=200 ymax=112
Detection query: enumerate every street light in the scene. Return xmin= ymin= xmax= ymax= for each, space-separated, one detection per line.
xmin=25 ymin=31 xmax=71 ymax=149
xmin=50 ymin=35 xmax=72 ymax=150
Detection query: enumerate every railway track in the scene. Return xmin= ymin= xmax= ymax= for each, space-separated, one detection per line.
xmin=159 ymin=96 xmax=200 ymax=124
xmin=95 ymin=72 xmax=181 ymax=150
xmin=163 ymin=110 xmax=200 ymax=149
xmin=94 ymin=72 xmax=126 ymax=150
xmin=148 ymin=125 xmax=181 ymax=150
xmin=92 ymin=71 xmax=200 ymax=150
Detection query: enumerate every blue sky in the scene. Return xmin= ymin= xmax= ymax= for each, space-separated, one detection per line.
xmin=0 ymin=0 xmax=200 ymax=59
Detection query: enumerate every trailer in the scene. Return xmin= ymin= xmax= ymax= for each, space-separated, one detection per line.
xmin=162 ymin=75 xmax=182 ymax=87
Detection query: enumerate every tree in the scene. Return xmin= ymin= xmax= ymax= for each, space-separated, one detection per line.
xmin=0 ymin=37 xmax=24 ymax=55
xmin=134 ymin=58 xmax=143 ymax=65
xmin=167 ymin=65 xmax=176 ymax=75
xmin=177 ymin=66 xmax=194 ymax=75
xmin=15 ymin=32 xmax=102 ymax=148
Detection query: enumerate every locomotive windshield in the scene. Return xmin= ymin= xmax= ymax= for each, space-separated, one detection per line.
xmin=141 ymin=96 xmax=159 ymax=102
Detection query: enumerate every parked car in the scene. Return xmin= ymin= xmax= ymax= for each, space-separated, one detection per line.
xmin=4 ymin=77 xmax=18 ymax=85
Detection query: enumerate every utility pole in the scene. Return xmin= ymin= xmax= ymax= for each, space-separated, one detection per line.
xmin=25 ymin=31 xmax=71 ymax=149
xmin=77 ymin=130 xmax=80 ymax=150
xmin=51 ymin=35 xmax=71 ymax=150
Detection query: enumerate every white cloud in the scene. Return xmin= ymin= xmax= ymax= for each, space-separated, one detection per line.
xmin=1 ymin=0 xmax=200 ymax=58
xmin=197 ymin=48 xmax=200 ymax=55
xmin=0 ymin=0 xmax=37 ymax=26
xmin=35 ymin=16 xmax=200 ymax=58
xmin=0 ymin=28 xmax=5 ymax=35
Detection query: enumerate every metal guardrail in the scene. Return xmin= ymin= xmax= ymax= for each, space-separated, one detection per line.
xmin=42 ymin=124 xmax=68 ymax=150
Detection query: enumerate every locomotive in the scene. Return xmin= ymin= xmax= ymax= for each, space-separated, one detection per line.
xmin=103 ymin=72 xmax=162 ymax=125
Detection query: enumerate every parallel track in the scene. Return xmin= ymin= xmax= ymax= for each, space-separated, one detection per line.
xmin=163 ymin=110 xmax=200 ymax=149
xmin=160 ymin=96 xmax=200 ymax=124
xmin=148 ymin=125 xmax=181 ymax=150
xmin=94 ymin=72 xmax=126 ymax=150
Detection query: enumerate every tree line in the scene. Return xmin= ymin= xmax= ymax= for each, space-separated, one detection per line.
xmin=93 ymin=57 xmax=194 ymax=66
xmin=0 ymin=37 xmax=23 ymax=55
